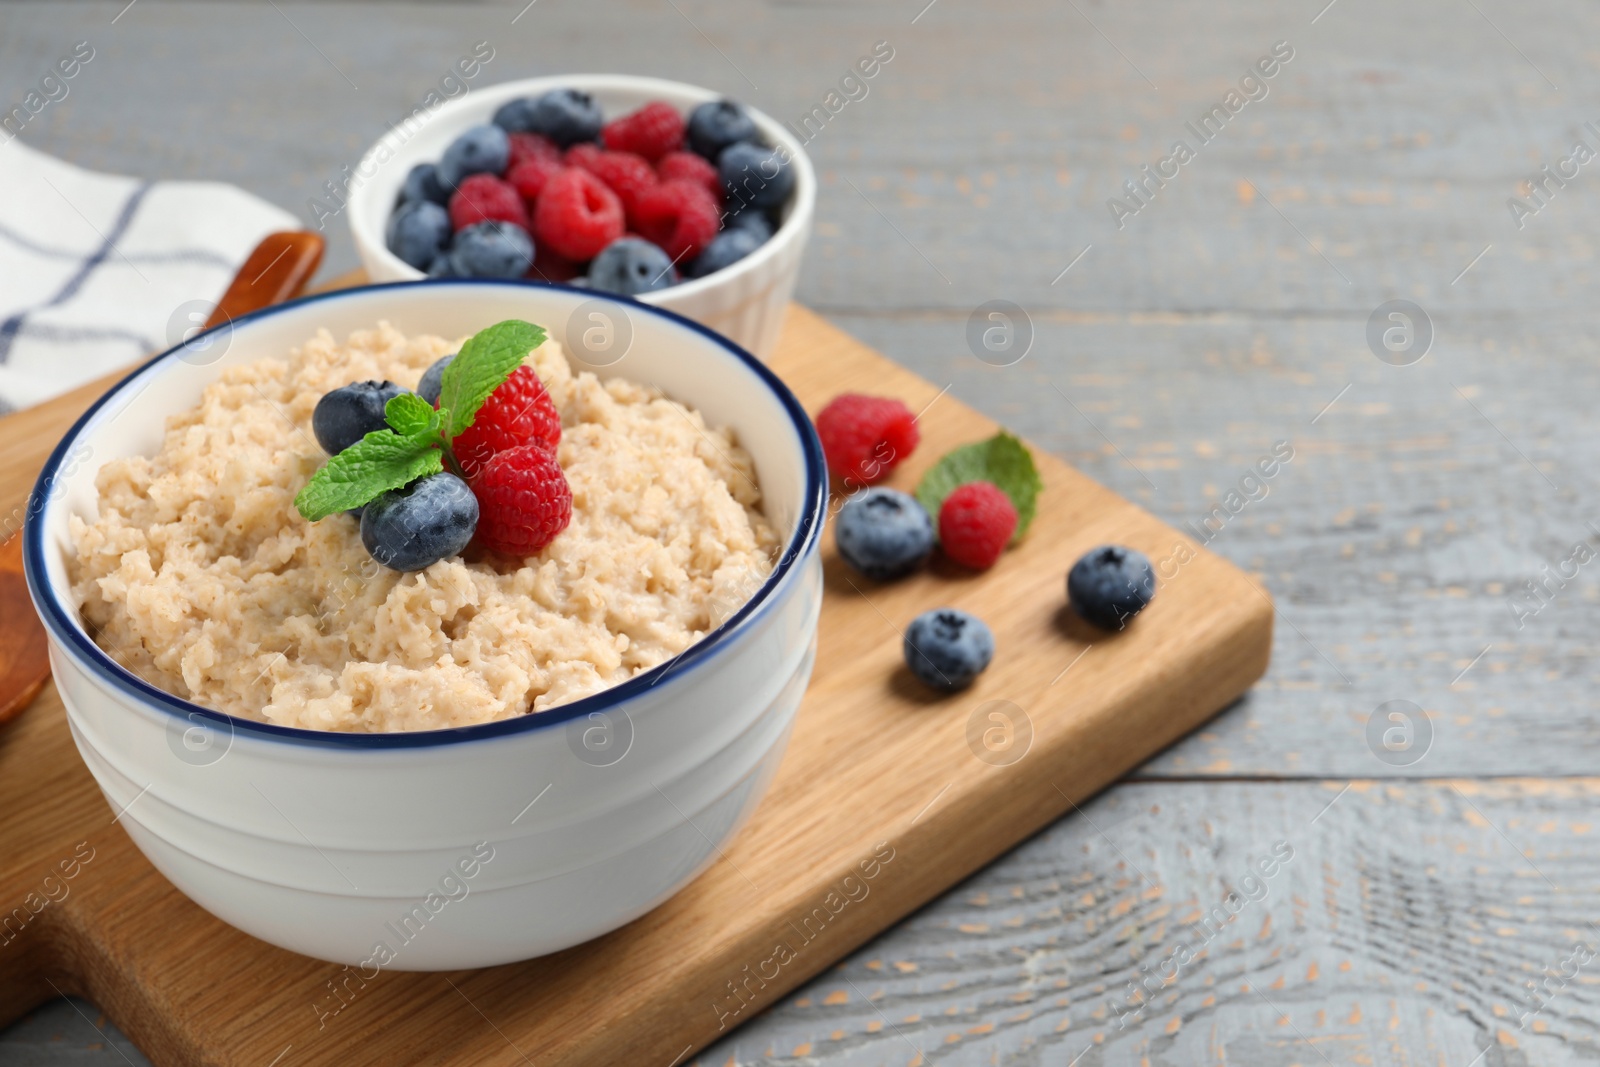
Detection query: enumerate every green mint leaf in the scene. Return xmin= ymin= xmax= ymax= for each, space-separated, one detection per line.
xmin=439 ymin=320 xmax=548 ymax=440
xmin=384 ymin=392 xmax=440 ymax=439
xmin=914 ymin=431 xmax=1044 ymax=543
xmin=294 ymin=431 xmax=443 ymax=521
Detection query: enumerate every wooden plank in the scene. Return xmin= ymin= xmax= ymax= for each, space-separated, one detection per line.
xmin=702 ymin=777 xmax=1600 ymax=1066
xmin=0 ymin=303 xmax=1268 ymax=1066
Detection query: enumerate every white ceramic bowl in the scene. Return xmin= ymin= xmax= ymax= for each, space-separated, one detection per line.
xmin=24 ymin=280 xmax=826 ymax=970
xmin=348 ymin=75 xmax=816 ymax=360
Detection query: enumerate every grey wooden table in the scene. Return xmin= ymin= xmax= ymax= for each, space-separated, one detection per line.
xmin=3 ymin=0 xmax=1597 ymax=1063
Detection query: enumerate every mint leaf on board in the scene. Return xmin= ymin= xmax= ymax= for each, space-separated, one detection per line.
xmin=439 ymin=320 xmax=548 ymax=440
xmin=384 ymin=392 xmax=443 ymax=439
xmin=294 ymin=431 xmax=444 ymax=521
xmin=914 ymin=431 xmax=1043 ymax=542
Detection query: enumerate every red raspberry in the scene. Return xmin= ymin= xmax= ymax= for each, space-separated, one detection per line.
xmin=471 ymin=444 xmax=573 ymax=557
xmin=656 ymin=151 xmax=721 ymax=201
xmin=533 ymin=168 xmax=625 ymax=261
xmin=450 ymin=365 xmax=562 ymax=479
xmin=564 ymin=142 xmax=603 ymax=170
xmin=570 ymin=148 xmax=657 ymax=217
xmin=814 ymin=394 xmax=919 ymax=486
xmin=939 ymin=483 xmax=1017 ymax=570
xmin=506 ymin=131 xmax=561 ymax=172
xmin=631 ymin=180 xmax=720 ymax=262
xmin=525 ymin=244 xmax=581 ymax=283
xmin=448 ymin=173 xmax=529 ymax=232
xmin=507 ymin=155 xmax=562 ymax=204
xmin=601 ymin=101 xmax=684 ymax=162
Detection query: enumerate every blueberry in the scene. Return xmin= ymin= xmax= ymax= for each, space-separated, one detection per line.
xmin=449 ymin=220 xmax=534 ymax=278
xmin=835 ymin=488 xmax=934 ymax=580
xmin=1067 ymin=545 xmax=1157 ymax=629
xmin=723 ymin=205 xmax=775 ymax=240
xmin=386 ymin=200 xmax=451 ymax=270
xmin=311 ymin=380 xmax=406 ymax=455
xmin=587 ymin=237 xmax=677 ymax=295
xmin=686 ymin=226 xmax=765 ymax=279
xmin=719 ymin=142 xmax=794 ymax=211
xmin=904 ymin=608 xmax=995 ymax=691
xmin=438 ymin=124 xmax=510 ymax=190
xmin=687 ymin=100 xmax=759 ymax=161
xmin=416 ymin=354 xmax=456 ymax=406
xmin=426 ymin=252 xmax=457 ymax=278
xmin=523 ymin=88 xmax=602 ymax=147
xmin=491 ymin=96 xmax=541 ymax=134
xmin=398 ymin=163 xmax=448 ymax=206
xmin=360 ymin=472 xmax=479 ymax=572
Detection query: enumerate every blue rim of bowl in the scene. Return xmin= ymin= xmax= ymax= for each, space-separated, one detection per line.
xmin=23 ymin=278 xmax=828 ymax=750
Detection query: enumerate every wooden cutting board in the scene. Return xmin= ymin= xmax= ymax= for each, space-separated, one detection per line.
xmin=0 ymin=298 xmax=1271 ymax=1067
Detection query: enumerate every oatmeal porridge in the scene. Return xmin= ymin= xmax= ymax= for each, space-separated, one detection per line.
xmin=68 ymin=322 xmax=779 ymax=732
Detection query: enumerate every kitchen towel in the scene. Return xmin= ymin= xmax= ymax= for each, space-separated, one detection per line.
xmin=0 ymin=137 xmax=298 ymax=412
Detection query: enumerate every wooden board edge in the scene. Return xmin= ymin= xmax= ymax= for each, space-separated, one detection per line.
xmin=576 ymin=580 xmax=1275 ymax=1064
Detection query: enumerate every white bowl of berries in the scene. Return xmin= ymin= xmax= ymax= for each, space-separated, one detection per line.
xmin=348 ymin=74 xmax=815 ymax=360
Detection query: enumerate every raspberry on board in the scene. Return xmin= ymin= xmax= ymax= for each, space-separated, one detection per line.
xmin=938 ymin=481 xmax=1018 ymax=570
xmin=631 ymin=180 xmax=721 ymax=263
xmin=813 ymin=393 xmax=920 ymax=486
xmin=533 ymin=168 xmax=625 ymax=261
xmin=471 ymin=443 xmax=573 ymax=557
xmin=601 ymin=101 xmax=686 ymax=162
xmin=448 ymin=173 xmax=530 ymax=232
xmin=450 ymin=365 xmax=562 ymax=479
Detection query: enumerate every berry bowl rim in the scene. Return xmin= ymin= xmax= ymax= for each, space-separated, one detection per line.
xmin=23 ymin=277 xmax=828 ymax=751
xmin=346 ymin=73 xmax=817 ymax=299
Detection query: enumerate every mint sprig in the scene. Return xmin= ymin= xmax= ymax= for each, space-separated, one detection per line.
xmin=384 ymin=391 xmax=443 ymax=438
xmin=294 ymin=431 xmax=444 ymax=520
xmin=292 ymin=320 xmax=548 ymax=522
xmin=914 ymin=431 xmax=1043 ymax=542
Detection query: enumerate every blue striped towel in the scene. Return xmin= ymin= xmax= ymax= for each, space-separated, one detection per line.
xmin=0 ymin=138 xmax=298 ymax=413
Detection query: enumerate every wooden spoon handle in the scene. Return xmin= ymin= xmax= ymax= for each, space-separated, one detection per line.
xmin=205 ymin=230 xmax=325 ymax=329
xmin=0 ymin=230 xmax=326 ymax=727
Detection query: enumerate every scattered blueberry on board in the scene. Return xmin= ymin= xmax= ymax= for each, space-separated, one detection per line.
xmin=904 ymin=609 xmax=995 ymax=691
xmin=1067 ymin=545 xmax=1157 ymax=629
xmin=312 ymin=380 xmax=406 ymax=455
xmin=835 ymin=488 xmax=934 ymax=581
xmin=386 ymin=90 xmax=794 ymax=293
